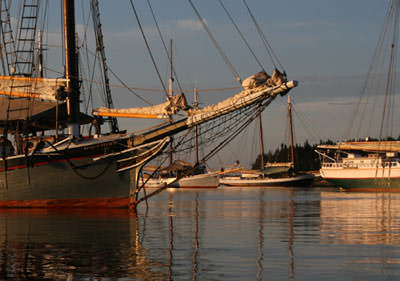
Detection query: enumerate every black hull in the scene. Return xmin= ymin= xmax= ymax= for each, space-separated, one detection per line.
xmin=0 ymin=136 xmax=160 ymax=208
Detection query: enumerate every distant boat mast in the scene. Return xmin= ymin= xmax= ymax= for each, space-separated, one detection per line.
xmin=258 ymin=104 xmax=265 ymax=170
xmin=168 ymin=38 xmax=174 ymax=166
xmin=288 ymin=95 xmax=295 ymax=170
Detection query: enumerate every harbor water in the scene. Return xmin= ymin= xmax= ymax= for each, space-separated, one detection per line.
xmin=1 ymin=186 xmax=400 ymax=280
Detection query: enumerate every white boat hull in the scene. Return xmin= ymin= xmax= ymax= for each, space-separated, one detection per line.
xmin=320 ymin=166 xmax=400 ymax=179
xmin=220 ymin=174 xmax=314 ymax=187
xmin=141 ymin=173 xmax=220 ymax=189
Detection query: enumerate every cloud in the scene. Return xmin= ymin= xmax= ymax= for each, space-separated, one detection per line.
xmin=176 ymin=19 xmax=205 ymax=32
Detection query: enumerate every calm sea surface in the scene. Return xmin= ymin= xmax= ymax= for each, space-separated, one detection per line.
xmin=1 ymin=186 xmax=400 ymax=280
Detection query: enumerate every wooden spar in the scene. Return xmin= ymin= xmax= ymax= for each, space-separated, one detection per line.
xmin=288 ymin=95 xmax=295 ymax=170
xmin=38 ymin=30 xmax=44 ymax=78
xmin=257 ymin=104 xmax=265 ymax=170
xmin=63 ymin=0 xmax=80 ymax=138
xmin=93 ymin=111 xmax=165 ymax=119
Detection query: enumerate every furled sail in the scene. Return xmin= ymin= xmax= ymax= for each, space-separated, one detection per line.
xmin=241 ymin=69 xmax=284 ymax=90
xmin=186 ymin=70 xmax=294 ymax=126
xmin=0 ymin=76 xmax=68 ymax=101
xmin=93 ymin=93 xmax=190 ymax=119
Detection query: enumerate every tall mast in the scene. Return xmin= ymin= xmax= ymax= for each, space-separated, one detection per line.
xmin=64 ymin=0 xmax=80 ymax=138
xmin=258 ymin=104 xmax=265 ymax=170
xmin=288 ymin=95 xmax=295 ymax=170
xmin=194 ymin=86 xmax=199 ymax=164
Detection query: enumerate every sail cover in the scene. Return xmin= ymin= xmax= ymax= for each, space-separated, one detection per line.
xmin=93 ymin=93 xmax=190 ymax=119
xmin=0 ymin=76 xmax=68 ymax=101
xmin=241 ymin=69 xmax=285 ymax=90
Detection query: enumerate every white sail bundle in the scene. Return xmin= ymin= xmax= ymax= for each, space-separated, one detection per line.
xmin=186 ymin=71 xmax=296 ymax=126
xmin=93 ymin=93 xmax=189 ymax=119
xmin=0 ymin=76 xmax=68 ymax=101
xmin=241 ymin=69 xmax=285 ymax=90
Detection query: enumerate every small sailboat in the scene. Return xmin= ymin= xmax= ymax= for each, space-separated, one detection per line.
xmin=220 ymin=96 xmax=314 ymax=187
xmin=141 ymin=160 xmax=219 ymax=189
xmin=316 ymin=0 xmax=400 ymax=191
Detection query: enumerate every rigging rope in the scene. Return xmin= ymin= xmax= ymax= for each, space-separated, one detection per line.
xmin=380 ymin=1 xmax=399 ymax=140
xmin=346 ymin=0 xmax=399 ymax=140
xmin=218 ymin=0 xmax=266 ymax=72
xmin=129 ymin=0 xmax=169 ymax=98
xmin=242 ymin=0 xmax=285 ymax=73
xmin=348 ymin=2 xmax=392 ymax=138
xmin=108 ymin=67 xmax=153 ymax=105
xmin=146 ymin=0 xmax=184 ymax=94
xmin=187 ymin=0 xmax=242 ymax=84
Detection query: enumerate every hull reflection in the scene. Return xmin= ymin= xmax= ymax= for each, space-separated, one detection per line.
xmin=0 ymin=209 xmax=166 ymax=280
xmin=320 ymin=192 xmax=400 ymax=244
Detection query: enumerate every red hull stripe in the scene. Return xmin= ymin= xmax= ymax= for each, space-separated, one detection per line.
xmin=0 ymin=153 xmax=104 ymax=172
xmin=0 ymin=197 xmax=130 ymax=208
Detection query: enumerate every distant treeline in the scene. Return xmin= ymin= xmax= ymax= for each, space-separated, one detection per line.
xmin=252 ymin=140 xmax=321 ymax=172
xmin=252 ymin=137 xmax=400 ymax=172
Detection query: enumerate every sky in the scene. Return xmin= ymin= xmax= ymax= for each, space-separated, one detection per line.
xmin=21 ymin=0 xmax=397 ymax=168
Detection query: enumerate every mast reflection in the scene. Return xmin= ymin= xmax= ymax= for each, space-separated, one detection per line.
xmin=256 ymin=189 xmax=264 ymax=281
xmin=288 ymin=189 xmax=295 ymax=281
xmin=192 ymin=192 xmax=199 ymax=281
xmin=168 ymin=192 xmax=174 ymax=280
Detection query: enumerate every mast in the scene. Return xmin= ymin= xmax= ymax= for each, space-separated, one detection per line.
xmin=258 ymin=104 xmax=265 ymax=170
xmin=168 ymin=39 xmax=174 ymax=166
xmin=288 ymin=95 xmax=295 ymax=170
xmin=63 ymin=0 xmax=80 ymax=138
xmin=91 ymin=0 xmax=119 ymax=133
xmin=194 ymin=86 xmax=199 ymax=164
